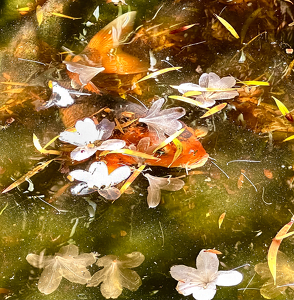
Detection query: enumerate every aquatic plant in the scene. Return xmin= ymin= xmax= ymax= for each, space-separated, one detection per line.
xmin=175 ymin=72 xmax=239 ymax=108
xmin=69 ymin=161 xmax=131 ymax=200
xmin=26 ymin=245 xmax=96 ymax=295
xmin=139 ymin=98 xmax=186 ymax=141
xmin=59 ymin=118 xmax=126 ymax=161
xmin=170 ymin=249 xmax=243 ymax=300
xmin=87 ymin=252 xmax=145 ymax=299
xmin=144 ymin=173 xmax=185 ymax=208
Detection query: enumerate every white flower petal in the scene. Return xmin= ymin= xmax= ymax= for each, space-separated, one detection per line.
xmin=70 ymin=145 xmax=98 ymax=161
xmin=170 ymin=265 xmax=203 ymax=284
xmin=96 ymin=139 xmax=126 ymax=151
xmin=196 ymin=250 xmax=219 ymax=279
xmin=192 ymin=283 xmax=217 ymax=300
xmin=215 ymin=270 xmax=243 ymax=286
xmin=108 ymin=165 xmax=131 ymax=185
xmin=69 ymin=169 xmax=92 ymax=183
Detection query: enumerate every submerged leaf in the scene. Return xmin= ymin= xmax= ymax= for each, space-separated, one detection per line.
xmin=87 ymin=252 xmax=145 ymax=299
xmin=144 ymin=173 xmax=184 ymax=208
xmin=2 ymin=159 xmax=54 ymax=193
xmin=200 ymin=103 xmax=227 ymax=118
xmin=255 ymin=251 xmax=294 ymax=299
xmin=214 ymin=14 xmax=239 ymax=39
xmin=268 ymin=217 xmax=294 ymax=285
xmin=26 ymin=245 xmax=96 ymax=295
xmin=136 ymin=67 xmax=182 ymax=83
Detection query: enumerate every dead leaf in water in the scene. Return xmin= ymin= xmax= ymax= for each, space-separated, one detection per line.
xmin=255 ymin=251 xmax=294 ymax=299
xmin=26 ymin=245 xmax=96 ymax=295
xmin=87 ymin=252 xmax=145 ymax=299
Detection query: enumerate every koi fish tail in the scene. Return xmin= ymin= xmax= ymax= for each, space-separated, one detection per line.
xmin=86 ymin=11 xmax=137 ymax=53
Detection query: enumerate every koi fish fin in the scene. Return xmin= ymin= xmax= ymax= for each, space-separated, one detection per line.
xmin=86 ymin=11 xmax=137 ymax=54
xmin=102 ymin=51 xmax=148 ymax=74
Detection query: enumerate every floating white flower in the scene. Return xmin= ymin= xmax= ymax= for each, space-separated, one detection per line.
xmin=59 ymin=118 xmax=126 ymax=161
xmin=139 ymin=98 xmax=186 ymax=141
xmin=69 ymin=161 xmax=131 ymax=200
xmin=42 ymin=81 xmax=91 ymax=109
xmin=144 ymin=173 xmax=185 ymax=208
xmin=170 ymin=249 xmax=243 ymax=300
xmin=175 ymin=72 xmax=239 ymax=108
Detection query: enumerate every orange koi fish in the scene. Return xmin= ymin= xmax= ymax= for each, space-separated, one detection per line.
xmin=64 ymin=12 xmax=148 ymax=92
xmin=98 ymin=122 xmax=209 ymax=172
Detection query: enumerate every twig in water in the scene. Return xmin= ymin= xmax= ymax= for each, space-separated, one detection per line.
xmin=227 ymin=160 xmax=261 ymax=165
xmin=241 ymin=172 xmax=257 ymax=192
xmin=262 ymin=187 xmax=272 ymax=205
xmin=181 ymin=40 xmax=206 ymax=50
xmin=159 ymin=221 xmax=164 ymax=247
xmin=210 ymin=160 xmax=230 ymax=179
xmin=128 ymin=94 xmax=148 ymax=110
xmin=241 ymin=272 xmax=255 ymax=293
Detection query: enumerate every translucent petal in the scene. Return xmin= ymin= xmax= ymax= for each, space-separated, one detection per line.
xmin=196 ymin=250 xmax=219 ymax=278
xmin=98 ymin=187 xmax=121 ymax=200
xmin=139 ymin=99 xmax=185 ymax=138
xmin=96 ymin=119 xmax=115 ymax=140
xmin=38 ymin=260 xmax=62 ymax=295
xmin=87 ymin=252 xmax=144 ymax=298
xmin=73 ymin=253 xmax=97 ymax=266
xmin=215 ymin=270 xmax=243 ymax=286
xmin=58 ymin=257 xmax=92 ymax=284
xmin=119 ymin=268 xmax=142 ymax=291
xmin=64 ymin=61 xmax=104 ymax=85
xmin=70 ymin=146 xmax=98 ymax=161
xmin=214 ymin=76 xmax=236 ymax=89
xmin=119 ymin=252 xmax=145 ymax=268
xmin=145 ymin=174 xmax=185 ymax=191
xmin=96 ymin=139 xmax=126 ymax=151
xmin=57 ymin=245 xmax=79 ymax=257
xmin=207 ymin=91 xmax=239 ymax=101
xmin=26 ymin=252 xmax=52 ymax=269
xmin=170 ymin=265 xmax=203 ymax=284
xmin=147 ymin=186 xmax=161 ymax=208
xmin=177 ymin=83 xmax=201 ymax=94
